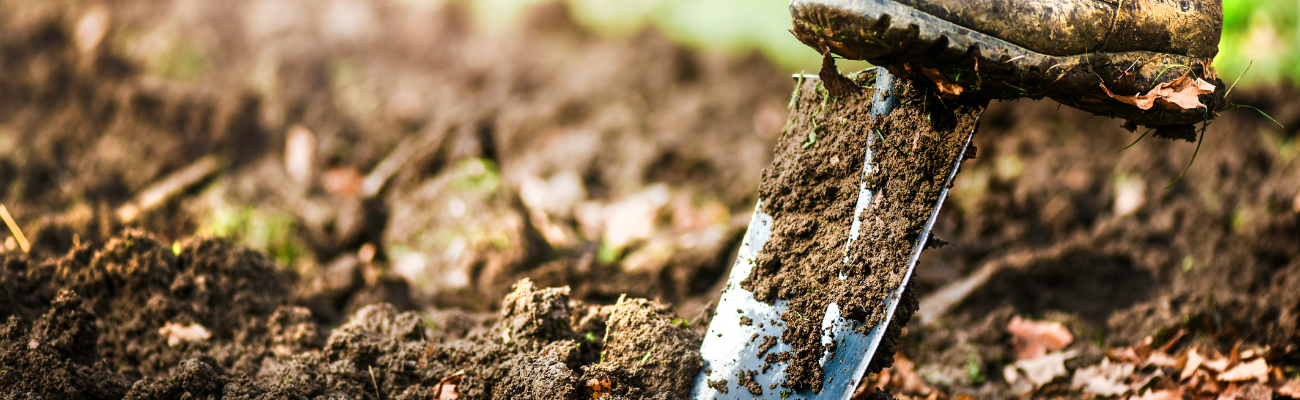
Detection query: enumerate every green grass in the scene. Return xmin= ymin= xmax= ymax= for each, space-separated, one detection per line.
xmin=1218 ymin=0 xmax=1300 ymax=86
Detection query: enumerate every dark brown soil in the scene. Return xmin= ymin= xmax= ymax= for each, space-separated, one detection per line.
xmin=899 ymin=89 xmax=1300 ymax=396
xmin=0 ymin=231 xmax=702 ymax=399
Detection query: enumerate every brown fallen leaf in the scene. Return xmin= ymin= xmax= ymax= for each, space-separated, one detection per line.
xmin=1218 ymin=359 xmax=1268 ymax=382
xmin=1182 ymin=348 xmax=1205 ymax=381
xmin=1277 ymin=378 xmax=1300 ymax=397
xmin=433 ymin=374 xmax=461 ymax=400
xmin=158 ymin=322 xmax=211 ymax=347
xmin=1132 ymin=388 xmax=1183 ymax=400
xmin=1007 ymin=316 xmax=1074 ymax=359
xmin=1217 ymin=383 xmax=1271 ymax=400
xmin=1099 ymin=74 xmax=1217 ymax=111
xmin=921 ymin=67 xmax=963 ymax=98
xmin=1071 ymin=358 xmax=1134 ymax=397
xmin=1006 ymin=350 xmax=1077 ymax=390
xmin=1144 ymin=351 xmax=1178 ymax=368
xmin=819 ymin=52 xmax=860 ymax=98
xmin=1204 ymin=358 xmax=1230 ymax=373
xmin=867 ymin=353 xmax=933 ymax=397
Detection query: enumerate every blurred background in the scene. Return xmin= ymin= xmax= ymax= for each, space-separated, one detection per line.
xmin=463 ymin=0 xmax=1300 ymax=83
xmin=1 ymin=0 xmax=1299 ymax=397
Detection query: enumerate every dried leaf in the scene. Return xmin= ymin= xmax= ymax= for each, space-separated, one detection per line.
xmin=1071 ymin=358 xmax=1134 ymax=396
xmin=1204 ymin=358 xmax=1230 ymax=372
xmin=1099 ymin=81 xmax=1159 ymax=109
xmin=1132 ymin=389 xmax=1183 ymax=400
xmin=1155 ymin=75 xmax=1217 ymax=110
xmin=1277 ymin=378 xmax=1300 ymax=397
xmin=433 ymin=374 xmax=461 ymax=400
xmin=819 ymin=52 xmax=859 ymax=98
xmin=1128 ymin=370 xmax=1162 ymax=393
xmin=1217 ymin=383 xmax=1271 ymax=400
xmin=1218 ymin=359 xmax=1268 ymax=382
xmin=1007 ymin=316 xmax=1074 ymax=359
xmin=1182 ymin=348 xmax=1205 ymax=381
xmin=158 ymin=322 xmax=211 ymax=347
xmin=1144 ymin=352 xmax=1178 ymax=368
xmin=1008 ymin=350 xmax=1077 ymax=389
xmin=884 ymin=354 xmax=932 ymax=396
xmin=921 ymin=68 xmax=963 ymax=98
xmin=1099 ymin=75 xmax=1217 ymax=111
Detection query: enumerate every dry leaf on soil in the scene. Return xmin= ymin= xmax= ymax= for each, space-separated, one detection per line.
xmin=1144 ymin=352 xmax=1178 ymax=368
xmin=1277 ymin=378 xmax=1300 ymax=398
xmin=1218 ymin=359 xmax=1268 ymax=382
xmin=1216 ymin=383 xmax=1271 ymax=400
xmin=863 ymin=354 xmax=933 ymax=397
xmin=1071 ymin=358 xmax=1134 ymax=397
xmin=1006 ymin=350 xmax=1078 ymax=390
xmin=1204 ymin=358 xmax=1230 ymax=372
xmin=1132 ymin=388 xmax=1183 ymax=400
xmin=1099 ymin=74 xmax=1216 ymax=111
xmin=158 ymin=322 xmax=211 ymax=347
xmin=1007 ymin=316 xmax=1074 ymax=359
xmin=433 ymin=374 xmax=461 ymax=400
xmin=1182 ymin=348 xmax=1205 ymax=381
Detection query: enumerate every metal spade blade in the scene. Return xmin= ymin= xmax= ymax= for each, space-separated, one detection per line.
xmin=691 ymin=67 xmax=982 ymax=400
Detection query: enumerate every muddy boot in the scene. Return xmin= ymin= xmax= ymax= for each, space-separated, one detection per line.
xmin=791 ymin=0 xmax=1225 ymax=130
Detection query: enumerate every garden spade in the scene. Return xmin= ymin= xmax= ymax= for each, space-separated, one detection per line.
xmin=691 ymin=67 xmax=981 ymax=399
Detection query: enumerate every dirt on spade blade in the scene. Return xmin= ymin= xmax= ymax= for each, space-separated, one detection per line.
xmin=0 ymin=231 xmax=702 ymax=399
xmin=740 ymin=70 xmax=983 ymax=393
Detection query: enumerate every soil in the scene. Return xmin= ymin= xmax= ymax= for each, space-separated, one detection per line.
xmin=741 ymin=69 xmax=983 ymax=391
xmin=1 ymin=0 xmax=1299 ymax=398
xmin=0 ymin=231 xmax=702 ymax=399
xmin=900 ymin=88 xmax=1300 ymax=397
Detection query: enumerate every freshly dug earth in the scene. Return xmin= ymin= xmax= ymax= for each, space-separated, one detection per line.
xmin=741 ymin=70 xmax=983 ymax=392
xmin=0 ymin=231 xmax=702 ymax=399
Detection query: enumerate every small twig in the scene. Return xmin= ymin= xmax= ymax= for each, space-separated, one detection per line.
xmin=361 ymin=119 xmax=451 ymax=198
xmin=116 ymin=156 xmax=224 ymax=222
xmin=0 ymin=205 xmax=30 ymax=253
xmin=368 ymin=365 xmax=382 ymax=400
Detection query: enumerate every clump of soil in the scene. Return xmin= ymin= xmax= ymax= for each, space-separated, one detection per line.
xmin=0 ymin=231 xmax=702 ymax=399
xmin=742 ymin=70 xmax=982 ymax=392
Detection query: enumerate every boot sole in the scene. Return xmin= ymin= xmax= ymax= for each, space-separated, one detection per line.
xmin=791 ymin=0 xmax=1224 ymax=127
